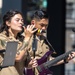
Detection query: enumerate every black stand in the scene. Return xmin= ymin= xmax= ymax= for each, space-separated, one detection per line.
xmin=32 ymin=35 xmax=37 ymax=57
xmin=0 ymin=49 xmax=5 ymax=53
xmin=32 ymin=34 xmax=37 ymax=75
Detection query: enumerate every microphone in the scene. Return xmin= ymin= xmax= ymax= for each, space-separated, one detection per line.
xmin=22 ymin=24 xmax=46 ymax=35
xmin=33 ymin=28 xmax=46 ymax=35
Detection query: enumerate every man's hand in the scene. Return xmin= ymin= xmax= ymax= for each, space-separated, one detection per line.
xmin=27 ymin=57 xmax=38 ymax=69
xmin=65 ymin=52 xmax=75 ymax=63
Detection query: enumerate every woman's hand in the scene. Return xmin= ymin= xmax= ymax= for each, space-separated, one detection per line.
xmin=23 ymin=25 xmax=38 ymax=38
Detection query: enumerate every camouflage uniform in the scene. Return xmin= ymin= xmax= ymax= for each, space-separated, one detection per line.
xmin=0 ymin=31 xmax=27 ymax=75
xmin=25 ymin=35 xmax=50 ymax=75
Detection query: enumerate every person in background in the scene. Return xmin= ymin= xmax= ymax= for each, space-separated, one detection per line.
xmin=72 ymin=58 xmax=75 ymax=63
xmin=0 ymin=10 xmax=38 ymax=75
xmin=24 ymin=9 xmax=75 ymax=75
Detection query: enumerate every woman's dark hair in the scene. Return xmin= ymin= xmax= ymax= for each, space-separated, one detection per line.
xmin=0 ymin=10 xmax=24 ymax=41
xmin=32 ymin=9 xmax=48 ymax=20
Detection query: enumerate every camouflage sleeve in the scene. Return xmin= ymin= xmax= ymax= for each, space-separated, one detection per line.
xmin=16 ymin=40 xmax=29 ymax=55
xmin=0 ymin=34 xmax=7 ymax=65
xmin=0 ymin=34 xmax=7 ymax=50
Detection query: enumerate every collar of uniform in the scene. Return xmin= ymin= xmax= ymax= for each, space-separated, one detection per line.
xmin=35 ymin=35 xmax=44 ymax=45
xmin=2 ymin=31 xmax=20 ymax=43
xmin=8 ymin=31 xmax=20 ymax=42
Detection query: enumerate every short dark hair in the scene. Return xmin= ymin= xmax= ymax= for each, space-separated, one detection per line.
xmin=32 ymin=9 xmax=48 ymax=20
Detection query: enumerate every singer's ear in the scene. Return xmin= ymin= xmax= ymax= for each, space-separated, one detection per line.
xmin=6 ymin=21 xmax=10 ymax=26
xmin=31 ymin=20 xmax=35 ymax=25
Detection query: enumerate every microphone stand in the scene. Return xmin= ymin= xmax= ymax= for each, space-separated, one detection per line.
xmin=32 ymin=34 xmax=37 ymax=75
xmin=0 ymin=49 xmax=5 ymax=53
